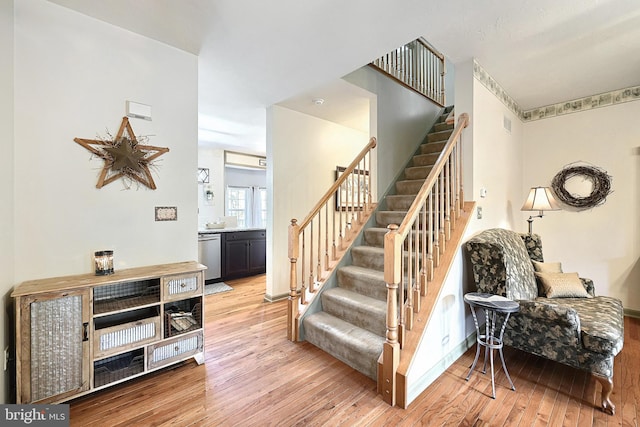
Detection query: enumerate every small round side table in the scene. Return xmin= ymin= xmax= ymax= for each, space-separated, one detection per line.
xmin=464 ymin=292 xmax=520 ymax=399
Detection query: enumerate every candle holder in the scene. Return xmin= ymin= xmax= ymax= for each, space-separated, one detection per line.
xmin=94 ymin=250 xmax=114 ymax=275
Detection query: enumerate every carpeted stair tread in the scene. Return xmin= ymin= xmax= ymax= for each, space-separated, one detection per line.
xmin=420 ymin=141 xmax=446 ymax=155
xmin=321 ymin=287 xmax=386 ymax=336
xmin=303 ymin=311 xmax=384 ymax=380
xmin=404 ymin=165 xmax=433 ymax=180
xmin=376 ymin=210 xmax=407 ymax=227
xmin=395 ymin=179 xmax=425 ymax=195
xmin=427 ymin=129 xmax=453 ymax=143
xmin=434 ymin=122 xmax=454 ymax=132
xmin=386 ymin=194 xmax=417 ymax=211
xmin=337 ymin=265 xmax=387 ymax=301
xmin=351 ymin=245 xmax=385 ymax=271
xmin=412 ymin=153 xmax=439 ymax=167
xmin=365 ymin=225 xmax=435 ymax=248
xmin=364 ymin=227 xmax=389 ymax=247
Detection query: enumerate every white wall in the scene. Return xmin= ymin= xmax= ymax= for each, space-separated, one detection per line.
xmin=469 ymin=79 xmax=525 ymax=233
xmin=197 ymin=148 xmax=268 ymax=228
xmin=197 ymin=147 xmax=225 ymax=226
xmin=523 ymin=102 xmax=640 ymax=311
xmin=454 ymin=60 xmax=475 ymax=200
xmin=343 ymin=67 xmax=442 ymax=195
xmin=454 ymin=59 xmax=525 ymax=233
xmin=406 ymin=249 xmax=471 ymax=403
xmin=0 ymin=0 xmax=15 ymax=405
xmin=267 ymin=106 xmax=369 ymax=300
xmin=404 ymin=62 xmax=526 ymax=406
xmin=13 ymin=1 xmax=198 ymax=279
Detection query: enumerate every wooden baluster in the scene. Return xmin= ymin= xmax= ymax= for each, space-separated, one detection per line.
xmin=444 ymin=158 xmax=451 ymax=241
xmin=332 ymin=193 xmax=337 ymax=260
xmin=309 ymin=221 xmax=314 ymax=292
xmin=424 ymin=44 xmax=428 ymax=94
xmin=412 ymin=219 xmax=420 ymax=313
xmin=406 ymin=223 xmax=414 ymax=329
xmin=427 ymin=53 xmax=432 ymax=99
xmin=420 ymin=201 xmax=428 ymax=295
xmin=417 ymin=43 xmax=422 ymax=93
xmin=301 ymin=229 xmax=307 ymax=305
xmin=435 ymin=54 xmax=439 ymax=102
xmin=324 ymin=204 xmax=330 ymax=269
xmin=433 ymin=179 xmax=440 ymax=267
xmin=440 ymin=59 xmax=446 ymax=106
xmin=317 ymin=210 xmax=322 ymax=283
xmin=338 ymin=184 xmax=344 ymax=249
xmin=355 ymin=161 xmax=360 ymax=219
xmin=452 ymin=144 xmax=460 ymax=219
xmin=439 ymin=173 xmax=446 ymax=253
xmin=367 ymin=146 xmax=373 ymax=208
xmin=427 ymin=191 xmax=434 ymax=280
xmin=363 ymin=153 xmax=368 ymax=212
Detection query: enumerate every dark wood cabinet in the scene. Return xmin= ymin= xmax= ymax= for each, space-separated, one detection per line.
xmin=223 ymin=230 xmax=266 ymax=280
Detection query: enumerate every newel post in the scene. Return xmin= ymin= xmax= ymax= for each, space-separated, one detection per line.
xmin=287 ymin=219 xmax=300 ymax=341
xmin=381 ymin=224 xmax=401 ymax=406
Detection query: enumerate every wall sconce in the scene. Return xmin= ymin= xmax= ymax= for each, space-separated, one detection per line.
xmin=205 ymin=185 xmax=214 ymax=201
xmin=521 ymin=187 xmax=560 ymax=234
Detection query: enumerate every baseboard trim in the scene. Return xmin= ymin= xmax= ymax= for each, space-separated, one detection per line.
xmin=263 ymin=292 xmax=289 ymax=303
xmin=406 ymin=332 xmax=476 ymax=405
xmin=624 ymin=308 xmax=640 ymax=319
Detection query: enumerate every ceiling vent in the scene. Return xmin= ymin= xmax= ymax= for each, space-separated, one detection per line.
xmin=503 ymin=115 xmax=512 ymax=134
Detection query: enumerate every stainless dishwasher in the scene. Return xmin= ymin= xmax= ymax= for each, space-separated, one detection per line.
xmin=198 ymin=233 xmax=221 ymax=281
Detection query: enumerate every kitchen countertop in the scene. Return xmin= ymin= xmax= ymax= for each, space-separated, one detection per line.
xmin=198 ymin=227 xmax=266 ymax=235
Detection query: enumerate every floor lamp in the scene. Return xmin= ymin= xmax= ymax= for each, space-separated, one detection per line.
xmin=521 ymin=187 xmax=560 ymax=234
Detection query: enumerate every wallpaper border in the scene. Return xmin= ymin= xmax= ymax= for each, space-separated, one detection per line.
xmin=472 ymin=59 xmax=640 ymax=122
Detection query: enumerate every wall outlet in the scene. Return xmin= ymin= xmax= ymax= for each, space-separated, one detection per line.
xmin=477 ymin=206 xmax=483 ymax=219
xmin=3 ymin=346 xmax=8 ymax=371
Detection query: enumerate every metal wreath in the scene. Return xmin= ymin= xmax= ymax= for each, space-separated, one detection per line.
xmin=550 ymin=163 xmax=612 ymax=210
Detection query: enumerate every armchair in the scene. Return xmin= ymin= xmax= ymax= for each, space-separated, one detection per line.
xmin=465 ymin=228 xmax=624 ymax=415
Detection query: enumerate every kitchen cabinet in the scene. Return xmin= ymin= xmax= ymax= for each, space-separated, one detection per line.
xmin=12 ymin=261 xmax=205 ymax=404
xmin=223 ymin=230 xmax=266 ymax=280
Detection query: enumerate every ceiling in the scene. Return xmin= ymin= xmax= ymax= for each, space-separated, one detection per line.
xmin=48 ymin=0 xmax=640 ymax=154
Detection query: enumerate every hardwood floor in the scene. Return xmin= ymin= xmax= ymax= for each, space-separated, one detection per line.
xmin=70 ymin=275 xmax=639 ymax=426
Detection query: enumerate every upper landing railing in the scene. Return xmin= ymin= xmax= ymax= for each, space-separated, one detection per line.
xmin=371 ymin=38 xmax=446 ymax=107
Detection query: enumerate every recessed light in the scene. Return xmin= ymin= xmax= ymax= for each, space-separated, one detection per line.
xmin=312 ymin=98 xmax=325 ymax=105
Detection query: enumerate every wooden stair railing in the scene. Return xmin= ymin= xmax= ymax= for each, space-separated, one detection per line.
xmin=381 ymin=113 xmax=469 ymax=405
xmin=288 ymin=137 xmax=377 ymax=341
xmin=371 ymin=38 xmax=446 ymax=107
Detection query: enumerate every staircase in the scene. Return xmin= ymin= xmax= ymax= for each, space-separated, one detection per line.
xmin=302 ymin=107 xmax=455 ymax=380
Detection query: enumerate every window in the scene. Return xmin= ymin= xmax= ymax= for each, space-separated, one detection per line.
xmin=226 ymin=186 xmax=267 ymax=228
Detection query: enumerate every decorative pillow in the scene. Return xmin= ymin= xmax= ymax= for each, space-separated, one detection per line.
xmin=535 ymin=272 xmax=591 ymax=298
xmin=532 ymin=260 xmax=563 ymax=273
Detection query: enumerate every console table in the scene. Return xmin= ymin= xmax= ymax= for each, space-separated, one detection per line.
xmin=12 ymin=261 xmax=206 ymax=404
xmin=464 ymin=292 xmax=520 ymax=399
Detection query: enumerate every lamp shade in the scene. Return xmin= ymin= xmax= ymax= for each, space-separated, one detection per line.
xmin=521 ymin=187 xmax=560 ymax=212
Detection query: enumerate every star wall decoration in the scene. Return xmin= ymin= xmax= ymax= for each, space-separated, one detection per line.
xmin=74 ymin=117 xmax=169 ymax=189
